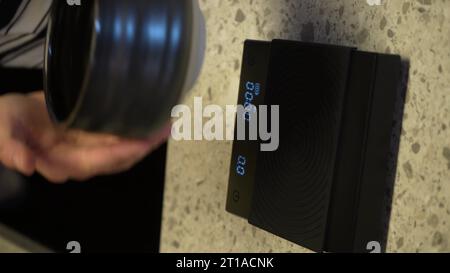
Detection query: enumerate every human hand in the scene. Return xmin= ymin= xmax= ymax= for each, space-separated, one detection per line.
xmin=0 ymin=92 xmax=170 ymax=183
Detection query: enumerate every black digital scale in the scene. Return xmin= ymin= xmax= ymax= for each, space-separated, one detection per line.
xmin=226 ymin=39 xmax=402 ymax=253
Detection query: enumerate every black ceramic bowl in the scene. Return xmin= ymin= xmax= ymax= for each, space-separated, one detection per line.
xmin=44 ymin=0 xmax=205 ymax=138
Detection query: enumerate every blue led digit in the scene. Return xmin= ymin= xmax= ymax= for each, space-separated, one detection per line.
xmin=245 ymin=91 xmax=254 ymax=101
xmin=242 ymin=81 xmax=261 ymax=122
xmin=254 ymin=83 xmax=260 ymax=96
xmin=236 ymin=166 xmax=245 ymax=176
xmin=244 ymin=111 xmax=251 ymax=122
xmin=237 ymin=155 xmax=246 ymax=165
xmin=236 ymin=155 xmax=247 ymax=176
xmin=246 ymin=81 xmax=255 ymax=91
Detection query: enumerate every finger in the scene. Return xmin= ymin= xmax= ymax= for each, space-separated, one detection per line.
xmin=35 ymin=157 xmax=69 ymax=184
xmin=85 ymin=122 xmax=172 ymax=176
xmin=0 ymin=139 xmax=35 ymax=176
xmin=28 ymin=91 xmax=45 ymax=102
xmin=75 ymin=123 xmax=172 ymax=178
xmin=35 ymin=122 xmax=171 ymax=181
xmin=0 ymin=147 xmax=15 ymax=171
xmin=37 ymin=139 xmax=151 ymax=181
xmin=63 ymin=130 xmax=122 ymax=148
xmin=12 ymin=141 xmax=36 ymax=176
xmin=62 ymin=121 xmax=171 ymax=149
xmin=70 ymin=158 xmax=135 ymax=182
xmin=77 ymin=140 xmax=152 ymax=175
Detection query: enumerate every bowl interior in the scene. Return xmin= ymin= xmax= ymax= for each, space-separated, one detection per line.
xmin=45 ymin=1 xmax=95 ymax=123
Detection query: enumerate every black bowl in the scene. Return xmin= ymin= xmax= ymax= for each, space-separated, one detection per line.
xmin=44 ymin=0 xmax=204 ymax=138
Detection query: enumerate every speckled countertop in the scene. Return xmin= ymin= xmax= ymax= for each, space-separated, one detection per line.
xmin=1 ymin=0 xmax=448 ymax=253
xmin=160 ymin=0 xmax=450 ymax=253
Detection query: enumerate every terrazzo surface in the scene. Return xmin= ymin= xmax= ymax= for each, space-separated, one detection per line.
xmin=161 ymin=0 xmax=450 ymax=253
xmin=0 ymin=0 xmax=448 ymax=253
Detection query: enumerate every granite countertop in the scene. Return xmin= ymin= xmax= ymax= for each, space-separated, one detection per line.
xmin=160 ymin=0 xmax=450 ymax=253
xmin=0 ymin=0 xmax=448 ymax=253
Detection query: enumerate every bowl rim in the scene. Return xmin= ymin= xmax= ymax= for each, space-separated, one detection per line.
xmin=44 ymin=0 xmax=99 ymax=130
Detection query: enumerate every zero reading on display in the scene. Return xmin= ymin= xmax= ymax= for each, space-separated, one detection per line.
xmin=236 ymin=155 xmax=247 ymax=176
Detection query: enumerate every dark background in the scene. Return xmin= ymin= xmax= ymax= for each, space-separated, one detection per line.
xmin=0 ymin=68 xmax=167 ymax=253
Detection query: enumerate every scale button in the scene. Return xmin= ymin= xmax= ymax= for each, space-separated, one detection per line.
xmin=233 ymin=190 xmax=240 ymax=202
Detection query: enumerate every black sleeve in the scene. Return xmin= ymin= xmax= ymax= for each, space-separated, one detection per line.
xmin=0 ymin=0 xmax=24 ymax=30
xmin=0 ymin=0 xmax=51 ymax=68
